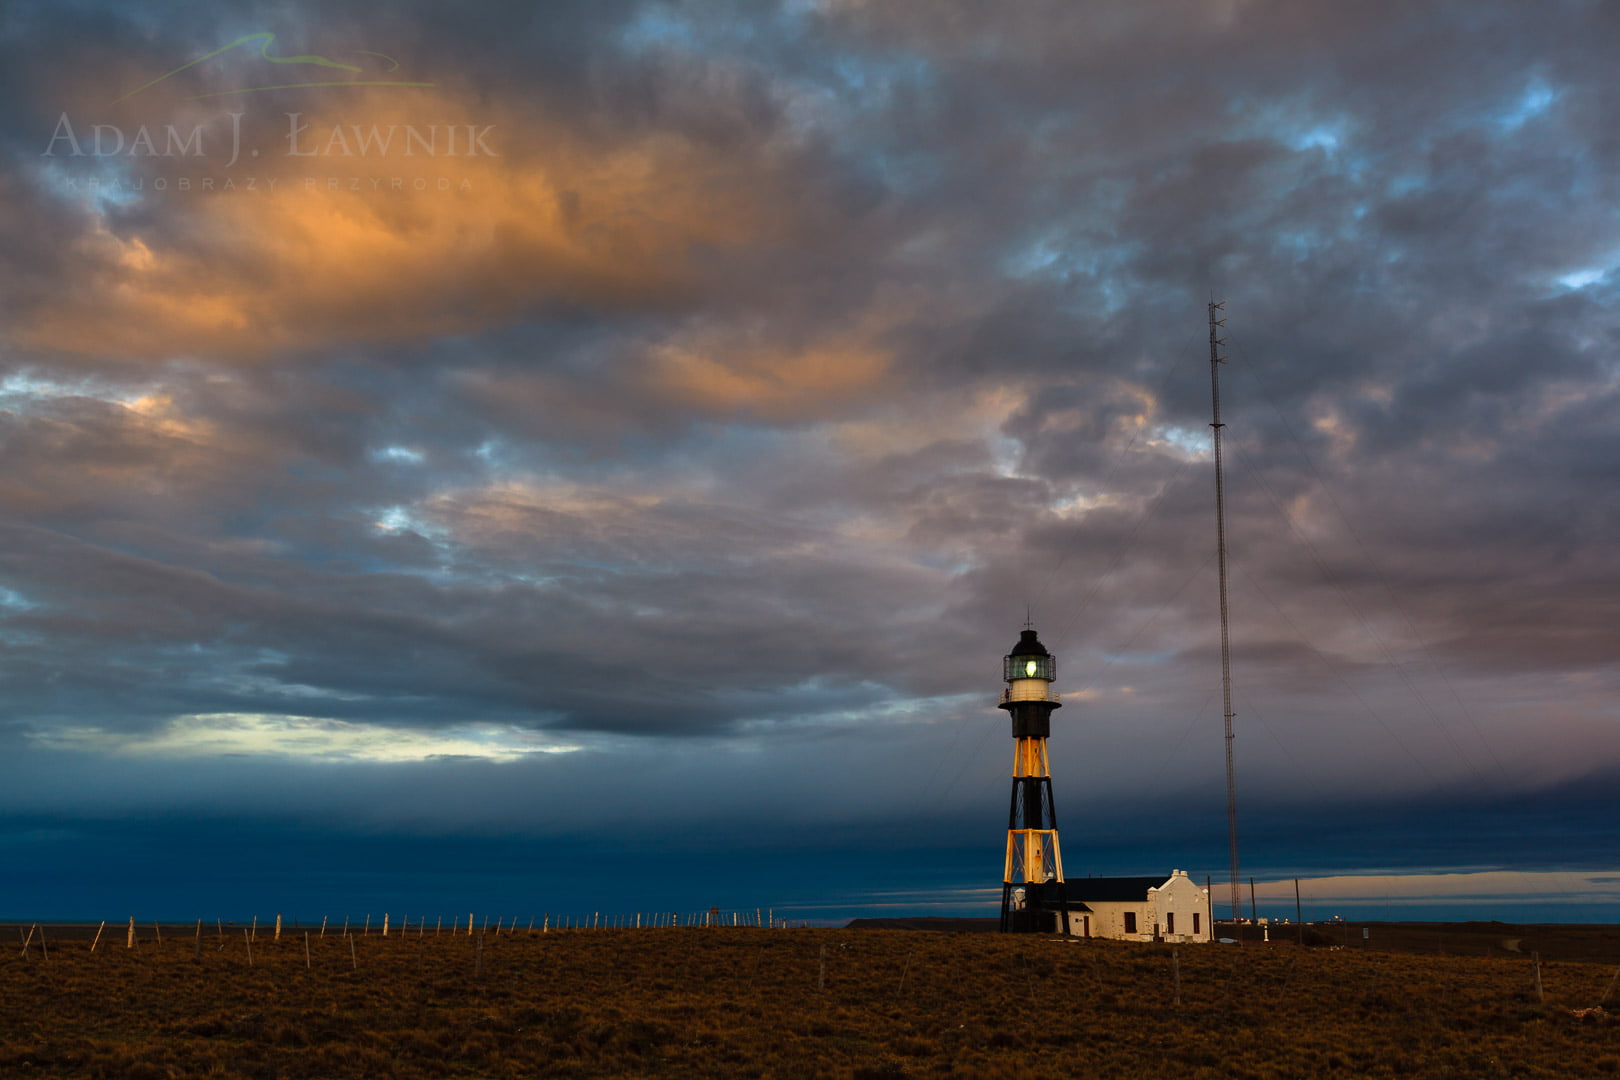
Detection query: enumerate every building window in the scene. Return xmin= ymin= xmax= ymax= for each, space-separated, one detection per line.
xmin=1123 ymin=912 xmax=1137 ymax=934
xmin=1193 ymin=913 xmax=1201 ymax=935
xmin=1166 ymin=912 xmax=1175 ymax=934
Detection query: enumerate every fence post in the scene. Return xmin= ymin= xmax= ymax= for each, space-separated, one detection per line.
xmin=90 ymin=921 xmax=106 ymax=953
xmin=1601 ymin=965 xmax=1620 ymax=1005
xmin=1533 ymin=952 xmax=1544 ymax=1003
xmin=304 ymin=932 xmax=311 ymax=969
xmin=275 ymin=914 xmax=282 ymax=942
xmin=127 ymin=916 xmax=136 ymax=949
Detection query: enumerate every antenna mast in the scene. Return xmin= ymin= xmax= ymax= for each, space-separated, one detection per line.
xmin=1208 ymin=300 xmax=1241 ymax=940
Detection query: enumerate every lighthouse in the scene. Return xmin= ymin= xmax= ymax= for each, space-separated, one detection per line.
xmin=998 ymin=625 xmax=1070 ymax=933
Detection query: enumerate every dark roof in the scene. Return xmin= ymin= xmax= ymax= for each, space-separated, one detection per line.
xmin=1007 ymin=628 xmax=1049 ymax=657
xmin=1048 ymin=876 xmax=1170 ymax=903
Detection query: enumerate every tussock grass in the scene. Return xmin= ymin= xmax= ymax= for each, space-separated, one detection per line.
xmin=1 ymin=927 xmax=1616 ymax=1077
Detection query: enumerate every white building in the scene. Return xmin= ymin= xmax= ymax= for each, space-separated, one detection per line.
xmin=1058 ymin=870 xmax=1212 ymax=942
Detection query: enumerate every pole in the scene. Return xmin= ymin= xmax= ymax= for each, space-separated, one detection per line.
xmin=1249 ymin=877 xmax=1257 ymax=930
xmin=1294 ymin=878 xmax=1303 ymax=945
xmin=1208 ymin=299 xmax=1241 ymax=942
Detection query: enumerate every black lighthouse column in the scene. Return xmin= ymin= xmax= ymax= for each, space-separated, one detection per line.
xmin=998 ymin=627 xmax=1069 ymax=934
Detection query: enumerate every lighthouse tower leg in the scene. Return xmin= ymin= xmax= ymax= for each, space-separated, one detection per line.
xmin=1001 ymin=737 xmax=1069 ymax=932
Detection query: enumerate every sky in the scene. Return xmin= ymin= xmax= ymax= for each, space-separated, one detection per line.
xmin=1 ymin=0 xmax=1617 ymax=925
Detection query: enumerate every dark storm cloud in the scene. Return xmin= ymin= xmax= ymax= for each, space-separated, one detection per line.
xmin=1 ymin=0 xmax=1618 ymax=916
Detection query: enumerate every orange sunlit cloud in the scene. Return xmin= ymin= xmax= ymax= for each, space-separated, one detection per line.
xmin=23 ymin=86 xmax=788 ymax=359
xmin=650 ymin=332 xmax=890 ymax=421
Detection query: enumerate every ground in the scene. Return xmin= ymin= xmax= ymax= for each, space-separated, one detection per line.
xmin=1 ymin=922 xmax=1617 ymax=1078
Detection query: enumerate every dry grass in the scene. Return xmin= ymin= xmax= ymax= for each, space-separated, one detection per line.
xmin=2 ymin=925 xmax=1617 ymax=1078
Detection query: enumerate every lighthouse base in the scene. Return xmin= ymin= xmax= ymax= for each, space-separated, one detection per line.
xmin=1000 ymin=881 xmax=1072 ymax=934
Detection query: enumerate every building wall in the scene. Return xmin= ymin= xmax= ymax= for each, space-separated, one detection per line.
xmin=1149 ymin=870 xmax=1212 ymax=943
xmin=1072 ymin=900 xmax=1146 ymax=941
xmin=1066 ymin=870 xmax=1212 ymax=943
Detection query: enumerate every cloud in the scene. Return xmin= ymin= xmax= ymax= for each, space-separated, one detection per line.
xmin=1259 ymin=870 xmax=1620 ymax=909
xmin=0 ymin=0 xmax=1618 ymax=918
xmin=33 ymin=713 xmax=584 ymax=762
xmin=19 ymin=91 xmax=798 ymax=359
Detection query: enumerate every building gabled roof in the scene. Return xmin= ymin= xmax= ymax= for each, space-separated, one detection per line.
xmin=1052 ymin=876 xmax=1170 ymax=903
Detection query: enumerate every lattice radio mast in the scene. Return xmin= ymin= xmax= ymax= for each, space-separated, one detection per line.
xmin=1208 ymin=300 xmax=1242 ymax=939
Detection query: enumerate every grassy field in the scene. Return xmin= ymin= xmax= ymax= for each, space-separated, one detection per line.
xmin=851 ymin=918 xmax=1620 ymax=965
xmin=2 ymin=924 xmax=1617 ymax=1078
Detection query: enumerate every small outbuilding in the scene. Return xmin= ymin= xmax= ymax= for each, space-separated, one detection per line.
xmin=1043 ymin=870 xmax=1212 ymax=942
